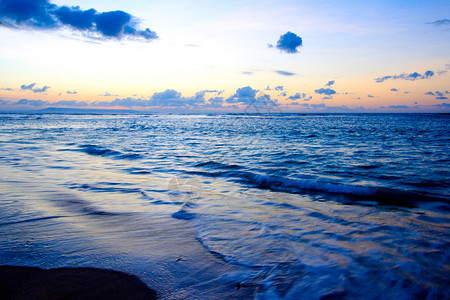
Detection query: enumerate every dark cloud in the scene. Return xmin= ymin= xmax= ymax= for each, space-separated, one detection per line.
xmin=436 ymin=96 xmax=448 ymax=100
xmin=0 ymin=0 xmax=56 ymax=28
xmin=368 ymin=94 xmax=374 ymax=98
xmin=274 ymin=86 xmax=284 ymax=91
xmin=426 ymin=19 xmax=450 ymax=27
xmin=325 ymin=80 xmax=335 ymax=87
xmin=275 ymin=31 xmax=303 ymax=53
xmin=278 ymin=92 xmax=287 ymax=97
xmin=54 ymin=6 xmax=96 ymax=30
xmin=95 ymin=10 xmax=130 ymax=37
xmin=390 ymin=88 xmax=398 ymax=92
xmin=275 ymin=70 xmax=296 ymax=76
xmin=0 ymin=0 xmax=158 ymax=41
xmin=66 ymin=90 xmax=77 ymax=94
xmin=226 ymin=86 xmax=257 ymax=104
xmin=374 ymin=70 xmax=435 ymax=82
xmin=314 ymin=88 xmax=336 ymax=96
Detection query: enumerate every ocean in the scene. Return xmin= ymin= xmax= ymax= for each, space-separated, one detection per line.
xmin=0 ymin=113 xmax=449 ymax=299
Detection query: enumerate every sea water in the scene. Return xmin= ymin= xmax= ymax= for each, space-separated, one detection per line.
xmin=0 ymin=113 xmax=449 ymax=299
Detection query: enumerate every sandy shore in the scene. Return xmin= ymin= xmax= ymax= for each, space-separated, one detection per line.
xmin=0 ymin=265 xmax=157 ymax=300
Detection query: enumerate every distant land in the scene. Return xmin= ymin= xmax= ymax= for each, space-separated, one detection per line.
xmin=0 ymin=107 xmax=140 ymax=114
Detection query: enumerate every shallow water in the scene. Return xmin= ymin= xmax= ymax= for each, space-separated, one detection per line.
xmin=0 ymin=113 xmax=449 ymax=299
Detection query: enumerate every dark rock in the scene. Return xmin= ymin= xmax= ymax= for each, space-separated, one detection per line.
xmin=0 ymin=265 xmax=156 ymax=300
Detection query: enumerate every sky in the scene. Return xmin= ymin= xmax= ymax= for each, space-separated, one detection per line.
xmin=0 ymin=0 xmax=449 ymax=113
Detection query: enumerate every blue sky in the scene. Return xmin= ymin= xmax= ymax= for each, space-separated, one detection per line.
xmin=0 ymin=0 xmax=449 ymax=112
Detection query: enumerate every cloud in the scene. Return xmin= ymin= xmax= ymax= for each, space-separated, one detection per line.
xmin=390 ymin=88 xmax=398 ymax=92
xmin=54 ymin=6 xmax=96 ymax=30
xmin=374 ymin=70 xmax=435 ymax=82
xmin=426 ymin=19 xmax=450 ymax=27
xmin=66 ymin=90 xmax=77 ymax=94
xmin=20 ymin=83 xmax=36 ymax=90
xmin=242 ymin=71 xmax=253 ymax=75
xmin=148 ymin=89 xmax=188 ymax=107
xmin=33 ymin=85 xmax=49 ymax=93
xmin=368 ymin=94 xmax=374 ymax=98
xmin=0 ymin=0 xmax=158 ymax=41
xmin=203 ymin=96 xmax=224 ymax=108
xmin=95 ymin=10 xmax=131 ymax=37
xmin=310 ymin=103 xmax=326 ymax=108
xmin=0 ymin=0 xmax=56 ymax=28
xmin=275 ymin=70 xmax=296 ymax=76
xmin=325 ymin=80 xmax=335 ymax=87
xmin=226 ymin=86 xmax=257 ymax=104
xmin=290 ymin=95 xmax=311 ymax=102
xmin=94 ymin=97 xmax=149 ymax=107
xmin=275 ymin=31 xmax=303 ymax=53
xmin=314 ymin=88 xmax=336 ymax=96
xmin=388 ymin=105 xmax=409 ymax=109
xmin=20 ymin=82 xmax=50 ymax=93
xmin=274 ymin=86 xmax=284 ymax=91
xmin=2 ymin=89 xmax=223 ymax=109
xmin=98 ymin=92 xmax=118 ymax=97
xmin=426 ymin=91 xmax=449 ymax=100
xmin=54 ymin=100 xmax=88 ymax=107
xmin=16 ymin=99 xmax=48 ymax=106
xmin=287 ymin=93 xmax=304 ymax=101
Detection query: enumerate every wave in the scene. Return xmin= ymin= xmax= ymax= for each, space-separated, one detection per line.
xmin=194 ymin=161 xmax=242 ymax=170
xmin=186 ymin=168 xmax=447 ymax=206
xmin=76 ymin=144 xmax=143 ymax=160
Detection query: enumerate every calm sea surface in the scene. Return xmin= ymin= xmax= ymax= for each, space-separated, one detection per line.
xmin=0 ymin=113 xmax=449 ymax=299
